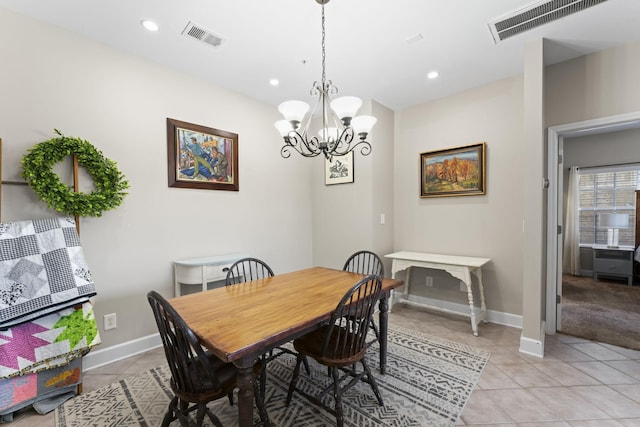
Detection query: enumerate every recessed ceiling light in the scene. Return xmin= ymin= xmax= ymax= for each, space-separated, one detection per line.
xmin=269 ymin=78 xmax=280 ymax=87
xmin=140 ymin=20 xmax=159 ymax=32
xmin=427 ymin=71 xmax=439 ymax=79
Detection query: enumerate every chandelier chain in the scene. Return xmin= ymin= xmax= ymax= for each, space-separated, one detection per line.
xmin=321 ymin=2 xmax=326 ymax=86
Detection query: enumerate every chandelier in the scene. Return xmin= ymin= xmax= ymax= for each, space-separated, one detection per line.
xmin=274 ymin=0 xmax=377 ymax=160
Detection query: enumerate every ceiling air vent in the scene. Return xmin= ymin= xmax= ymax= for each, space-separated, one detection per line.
xmin=182 ymin=21 xmax=225 ymax=48
xmin=488 ymin=0 xmax=608 ymax=43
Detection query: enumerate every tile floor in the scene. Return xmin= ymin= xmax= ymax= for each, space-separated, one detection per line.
xmin=7 ymin=304 xmax=640 ymax=426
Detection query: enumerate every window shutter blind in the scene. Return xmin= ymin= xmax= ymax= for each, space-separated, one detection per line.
xmin=578 ymin=167 xmax=638 ymax=246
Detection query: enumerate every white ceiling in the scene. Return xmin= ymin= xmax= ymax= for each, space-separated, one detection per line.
xmin=1 ymin=0 xmax=639 ymax=111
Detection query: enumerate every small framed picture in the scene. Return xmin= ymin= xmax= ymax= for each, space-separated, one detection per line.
xmin=325 ymin=152 xmax=354 ymax=185
xmin=166 ymin=118 xmax=239 ymax=191
xmin=420 ymin=142 xmax=486 ymax=197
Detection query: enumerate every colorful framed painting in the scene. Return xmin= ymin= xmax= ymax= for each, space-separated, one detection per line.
xmin=167 ymin=118 xmax=239 ymax=191
xmin=325 ymin=152 xmax=354 ymax=185
xmin=420 ymin=142 xmax=486 ymax=198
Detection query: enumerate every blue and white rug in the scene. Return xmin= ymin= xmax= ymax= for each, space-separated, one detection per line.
xmin=56 ymin=326 xmax=489 ymax=427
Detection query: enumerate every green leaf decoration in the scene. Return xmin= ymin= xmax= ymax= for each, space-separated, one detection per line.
xmin=53 ymin=308 xmax=99 ymax=349
xmin=21 ymin=129 xmax=129 ymax=217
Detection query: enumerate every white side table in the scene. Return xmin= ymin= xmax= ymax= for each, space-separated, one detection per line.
xmin=173 ymin=253 xmax=246 ymax=296
xmin=385 ymin=251 xmax=491 ymax=336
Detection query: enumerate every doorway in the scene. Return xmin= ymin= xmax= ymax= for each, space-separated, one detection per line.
xmin=545 ymin=111 xmax=640 ymax=336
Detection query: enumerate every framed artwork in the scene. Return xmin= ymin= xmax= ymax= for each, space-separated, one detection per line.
xmin=420 ymin=142 xmax=486 ymax=198
xmin=325 ymin=152 xmax=354 ymax=185
xmin=167 ymin=118 xmax=239 ymax=191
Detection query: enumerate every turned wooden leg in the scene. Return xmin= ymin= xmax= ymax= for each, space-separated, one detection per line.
xmin=379 ymin=291 xmax=389 ymax=374
xmin=235 ymin=359 xmax=255 ymax=427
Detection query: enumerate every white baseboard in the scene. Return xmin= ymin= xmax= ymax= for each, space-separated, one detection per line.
xmin=83 ymin=333 xmax=162 ymax=372
xmin=392 ymin=293 xmax=523 ymax=329
xmin=84 ymin=297 xmax=530 ymax=371
xmin=518 ymin=322 xmax=546 ymax=358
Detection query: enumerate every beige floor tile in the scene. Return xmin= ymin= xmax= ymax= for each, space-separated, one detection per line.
xmin=531 ymin=362 xmax=602 ymax=386
xmin=476 ymin=363 xmax=521 ymax=389
xmin=515 ymin=423 xmax=572 ymax=427
xmin=570 ymin=343 xmax=632 ymax=361
xmin=460 ymin=389 xmax=515 ymax=425
xmin=572 ymin=385 xmax=640 ymax=419
xmin=544 ymin=342 xmax=597 ymax=362
xmin=494 ymin=363 xmax=562 ymax=388
xmin=483 ymin=388 xmax=560 ymax=423
xmin=600 ymin=345 xmax=640 ymax=361
xmin=606 ymin=361 xmax=640 ymax=381
xmin=617 ymin=419 xmax=640 ymax=426
xmin=486 ymin=345 xmax=532 ymax=364
xmin=611 ymin=384 xmax=640 ymax=403
xmin=572 ymin=361 xmax=638 ymax=385
xmin=528 ymin=386 xmax=610 ymax=420
xmin=567 ymin=420 xmax=626 ymax=426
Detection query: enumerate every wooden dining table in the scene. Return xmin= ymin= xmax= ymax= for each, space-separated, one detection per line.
xmin=168 ymin=266 xmax=404 ymax=427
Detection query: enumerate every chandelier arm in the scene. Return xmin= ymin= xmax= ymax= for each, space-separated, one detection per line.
xmin=327 ymin=127 xmax=354 ymax=155
xmin=350 ymin=140 xmax=373 ymax=156
xmin=281 ymin=132 xmax=323 ymax=158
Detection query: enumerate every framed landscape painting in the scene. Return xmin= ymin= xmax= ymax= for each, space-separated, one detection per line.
xmin=420 ymin=142 xmax=486 ymax=198
xmin=167 ymin=118 xmax=239 ymax=191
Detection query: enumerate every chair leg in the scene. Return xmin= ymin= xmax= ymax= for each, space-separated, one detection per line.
xmin=195 ymin=404 xmax=206 ymax=427
xmin=253 ymin=378 xmax=271 ymax=427
xmin=161 ymin=396 xmax=178 ymax=427
xmin=302 ymin=355 xmax=311 ymax=374
xmin=370 ymin=319 xmax=380 ymax=341
xmin=331 ymin=367 xmax=344 ymax=427
xmin=361 ymin=358 xmax=384 ymax=406
xmin=286 ymin=354 xmax=304 ymax=405
xmin=260 ymin=354 xmax=268 ymax=399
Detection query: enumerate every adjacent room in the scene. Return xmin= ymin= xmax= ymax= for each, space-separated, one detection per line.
xmin=1 ymin=0 xmax=640 ymax=425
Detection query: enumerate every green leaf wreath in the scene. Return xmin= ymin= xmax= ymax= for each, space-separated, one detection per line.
xmin=21 ymin=129 xmax=129 ymax=217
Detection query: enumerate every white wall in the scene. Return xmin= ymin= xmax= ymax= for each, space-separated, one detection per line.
xmin=393 ymin=77 xmax=525 ymax=315
xmin=0 ymin=8 xmax=313 ymax=349
xmin=311 ymin=100 xmax=395 ymax=272
xmin=545 ymin=40 xmax=640 ymax=126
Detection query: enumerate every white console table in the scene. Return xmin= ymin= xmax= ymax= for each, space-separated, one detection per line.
xmin=385 ymin=251 xmax=491 ymax=336
xmin=173 ymin=253 xmax=246 ymax=296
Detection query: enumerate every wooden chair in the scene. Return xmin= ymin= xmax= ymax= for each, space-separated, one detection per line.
xmin=225 ymin=257 xmax=275 ymax=285
xmin=147 ymin=291 xmax=270 ymax=427
xmin=285 ymin=275 xmax=384 ymax=427
xmin=225 ymin=257 xmax=309 ymax=396
xmin=343 ymin=250 xmax=384 ymax=345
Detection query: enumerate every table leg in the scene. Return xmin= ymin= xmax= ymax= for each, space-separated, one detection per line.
xmin=475 ymin=268 xmax=488 ymax=324
xmin=236 ymin=359 xmax=255 ymax=427
xmin=378 ymin=291 xmax=389 ymax=374
xmin=463 ymin=280 xmax=479 ymax=337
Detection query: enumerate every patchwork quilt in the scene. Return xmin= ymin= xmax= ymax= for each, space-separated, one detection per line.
xmin=0 ymin=217 xmax=96 ymax=330
xmin=0 ymin=301 xmax=100 ymax=379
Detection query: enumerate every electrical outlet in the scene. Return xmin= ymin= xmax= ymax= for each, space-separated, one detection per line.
xmin=425 ymin=276 xmax=433 ymax=287
xmin=104 ymin=313 xmax=117 ymax=330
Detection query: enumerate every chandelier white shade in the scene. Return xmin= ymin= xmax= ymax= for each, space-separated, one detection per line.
xmin=274 ymin=0 xmax=376 ymax=159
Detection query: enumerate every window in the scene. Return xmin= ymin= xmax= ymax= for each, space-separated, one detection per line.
xmin=578 ymin=166 xmax=638 ymax=246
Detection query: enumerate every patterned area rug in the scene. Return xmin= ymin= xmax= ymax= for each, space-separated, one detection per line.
xmin=56 ymin=326 xmax=489 ymax=427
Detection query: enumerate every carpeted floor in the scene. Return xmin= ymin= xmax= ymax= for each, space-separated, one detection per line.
xmin=55 ymin=326 xmax=489 ymax=427
xmin=560 ymin=274 xmax=640 ymax=350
